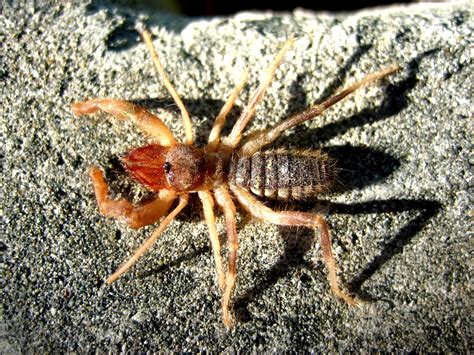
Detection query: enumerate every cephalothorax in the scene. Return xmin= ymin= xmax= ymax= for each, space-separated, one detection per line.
xmin=72 ymin=30 xmax=398 ymax=328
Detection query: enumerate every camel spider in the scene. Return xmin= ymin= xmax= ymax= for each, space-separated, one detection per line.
xmin=71 ymin=29 xmax=399 ymax=328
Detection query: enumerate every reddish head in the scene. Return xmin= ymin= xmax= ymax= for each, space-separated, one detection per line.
xmin=122 ymin=144 xmax=207 ymax=192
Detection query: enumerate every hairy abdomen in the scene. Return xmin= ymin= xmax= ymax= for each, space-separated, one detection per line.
xmin=229 ymin=150 xmax=336 ymax=200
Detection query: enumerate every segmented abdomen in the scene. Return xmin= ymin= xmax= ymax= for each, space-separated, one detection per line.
xmin=229 ymin=150 xmax=336 ymax=200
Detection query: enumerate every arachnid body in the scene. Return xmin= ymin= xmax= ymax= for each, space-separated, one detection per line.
xmin=71 ymin=30 xmax=398 ymax=328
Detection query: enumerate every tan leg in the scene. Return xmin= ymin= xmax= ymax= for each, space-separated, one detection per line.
xmin=239 ymin=65 xmax=400 ymax=155
xmin=89 ymin=166 xmax=177 ymax=229
xmin=231 ymin=185 xmax=357 ymax=306
xmin=214 ymin=186 xmax=239 ymax=328
xmin=207 ymin=71 xmax=248 ymax=152
xmin=71 ymin=99 xmax=177 ymax=146
xmin=141 ymin=30 xmax=194 ymax=145
xmin=107 ymin=194 xmax=189 ymax=284
xmin=198 ymin=190 xmax=226 ymax=291
xmin=221 ymin=38 xmax=295 ymax=150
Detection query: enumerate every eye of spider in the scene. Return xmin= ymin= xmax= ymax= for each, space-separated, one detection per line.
xmin=163 ymin=161 xmax=172 ymax=174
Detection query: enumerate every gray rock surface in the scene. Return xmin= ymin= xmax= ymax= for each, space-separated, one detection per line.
xmin=2 ymin=1 xmax=472 ymax=352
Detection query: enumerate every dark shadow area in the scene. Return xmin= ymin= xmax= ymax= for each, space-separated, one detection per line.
xmin=105 ymin=155 xmax=145 ymax=200
xmin=137 ymin=245 xmax=210 ymax=280
xmin=106 ymin=17 xmax=142 ymax=51
xmin=316 ymin=45 xmax=373 ymax=106
xmin=88 ymin=0 xmax=414 ymax=17
xmin=327 ymin=145 xmax=400 ymax=192
xmin=86 ymin=1 xmax=192 ymax=38
xmin=234 ymin=198 xmax=442 ymax=321
xmin=276 ymin=48 xmax=440 ymax=148
xmin=179 ymin=0 xmax=414 ymax=16
xmin=284 ymin=45 xmax=372 ymax=118
xmin=332 ymin=199 xmax=443 ymax=295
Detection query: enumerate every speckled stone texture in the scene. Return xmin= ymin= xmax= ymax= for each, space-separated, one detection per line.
xmin=1 ymin=1 xmax=472 ymax=352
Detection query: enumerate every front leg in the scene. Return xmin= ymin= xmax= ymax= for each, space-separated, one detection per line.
xmin=71 ymin=99 xmax=177 ymax=146
xmin=231 ymin=185 xmax=357 ymax=307
xmin=89 ymin=166 xmax=176 ymax=229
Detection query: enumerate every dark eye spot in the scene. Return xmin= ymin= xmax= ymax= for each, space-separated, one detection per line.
xmin=163 ymin=162 xmax=172 ymax=174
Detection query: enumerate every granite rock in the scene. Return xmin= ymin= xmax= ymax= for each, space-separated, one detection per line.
xmin=1 ymin=1 xmax=472 ymax=352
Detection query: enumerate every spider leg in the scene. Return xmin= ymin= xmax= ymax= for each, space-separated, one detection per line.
xmin=207 ymin=71 xmax=248 ymax=152
xmin=221 ymin=38 xmax=295 ymax=150
xmin=89 ymin=166 xmax=177 ymax=229
xmin=239 ymin=65 xmax=400 ymax=155
xmin=141 ymin=30 xmax=193 ymax=145
xmin=71 ymin=99 xmax=177 ymax=146
xmin=198 ymin=190 xmax=226 ymax=291
xmin=107 ymin=194 xmax=189 ymax=284
xmin=214 ymin=186 xmax=239 ymax=328
xmin=231 ymin=185 xmax=357 ymax=306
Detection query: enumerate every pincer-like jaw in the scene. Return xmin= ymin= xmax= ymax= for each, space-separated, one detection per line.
xmin=122 ymin=144 xmax=207 ymax=193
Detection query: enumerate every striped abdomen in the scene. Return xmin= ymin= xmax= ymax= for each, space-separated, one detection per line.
xmin=229 ymin=150 xmax=336 ymax=200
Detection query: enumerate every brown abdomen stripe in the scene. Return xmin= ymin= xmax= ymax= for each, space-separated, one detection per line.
xmin=229 ymin=150 xmax=335 ymax=201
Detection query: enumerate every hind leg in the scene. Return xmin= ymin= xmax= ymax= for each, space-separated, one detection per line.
xmin=239 ymin=65 xmax=399 ymax=155
xmin=232 ymin=185 xmax=357 ymax=306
